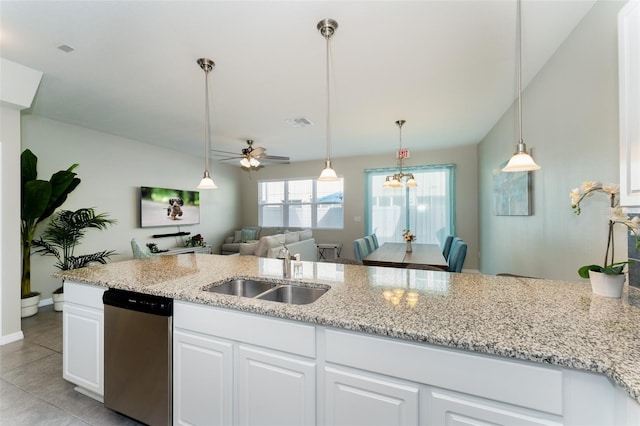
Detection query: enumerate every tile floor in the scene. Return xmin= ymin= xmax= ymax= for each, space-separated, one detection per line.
xmin=0 ymin=305 xmax=140 ymax=425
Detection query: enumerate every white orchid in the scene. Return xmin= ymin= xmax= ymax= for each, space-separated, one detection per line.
xmin=570 ymin=181 xmax=640 ymax=277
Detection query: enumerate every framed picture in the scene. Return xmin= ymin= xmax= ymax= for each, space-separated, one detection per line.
xmin=493 ymin=163 xmax=532 ymax=216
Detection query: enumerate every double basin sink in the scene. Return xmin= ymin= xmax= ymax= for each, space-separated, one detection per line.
xmin=206 ymin=278 xmax=328 ymax=305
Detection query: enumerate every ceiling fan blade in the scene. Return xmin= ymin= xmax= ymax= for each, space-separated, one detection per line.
xmin=251 ymin=147 xmax=266 ymax=156
xmin=256 ymin=154 xmax=290 ymax=161
xmin=211 ymin=149 xmax=241 ymax=156
xmin=217 ymin=156 xmax=244 ymax=161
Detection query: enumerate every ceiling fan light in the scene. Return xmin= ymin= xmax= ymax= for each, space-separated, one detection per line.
xmin=197 ymin=171 xmax=218 ymax=189
xmin=249 ymin=157 xmax=261 ymax=168
xmin=240 ymin=158 xmax=251 ymax=168
xmin=318 ymin=159 xmax=339 ymax=181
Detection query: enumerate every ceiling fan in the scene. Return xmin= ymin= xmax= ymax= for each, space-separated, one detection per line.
xmin=212 ymin=140 xmax=290 ymax=168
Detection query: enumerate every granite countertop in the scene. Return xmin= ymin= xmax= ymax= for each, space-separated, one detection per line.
xmin=56 ymin=253 xmax=640 ymax=404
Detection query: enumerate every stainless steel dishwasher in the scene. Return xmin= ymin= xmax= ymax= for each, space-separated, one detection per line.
xmin=103 ymin=288 xmax=173 ymax=426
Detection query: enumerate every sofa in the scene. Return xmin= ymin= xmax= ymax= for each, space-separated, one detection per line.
xmin=226 ymin=228 xmax=317 ymax=261
xmin=221 ymin=226 xmax=263 ymax=255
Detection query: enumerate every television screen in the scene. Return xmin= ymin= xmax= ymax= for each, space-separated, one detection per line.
xmin=140 ymin=186 xmax=200 ymax=228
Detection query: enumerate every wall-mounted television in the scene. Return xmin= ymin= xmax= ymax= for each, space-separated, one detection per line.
xmin=140 ymin=186 xmax=200 ymax=228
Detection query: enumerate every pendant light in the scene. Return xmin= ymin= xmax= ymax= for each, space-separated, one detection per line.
xmin=317 ymin=19 xmax=340 ymax=181
xmin=383 ymin=120 xmax=418 ymax=188
xmin=196 ymin=58 xmax=218 ymax=189
xmin=502 ymin=0 xmax=541 ymax=173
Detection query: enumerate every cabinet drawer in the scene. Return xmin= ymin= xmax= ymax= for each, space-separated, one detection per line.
xmin=174 ymin=301 xmax=316 ymax=358
xmin=64 ymin=281 xmax=106 ymax=309
xmin=325 ymin=329 xmax=562 ymax=415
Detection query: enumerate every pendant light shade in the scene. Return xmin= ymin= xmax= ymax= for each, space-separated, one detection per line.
xmin=502 ymin=0 xmax=541 ymax=173
xmin=317 ymin=19 xmax=340 ymax=181
xmin=196 ymin=58 xmax=218 ymax=189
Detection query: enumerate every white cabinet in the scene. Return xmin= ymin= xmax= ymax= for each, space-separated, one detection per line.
xmin=427 ymin=390 xmax=561 ymax=426
xmin=173 ymin=329 xmax=233 ymax=426
xmin=619 ymin=0 xmax=640 ymax=207
xmin=238 ymin=345 xmax=316 ymax=426
xmin=62 ymin=281 xmax=106 ymax=401
xmin=324 ymin=366 xmax=419 ymax=426
xmin=173 ymin=301 xmax=317 ymax=426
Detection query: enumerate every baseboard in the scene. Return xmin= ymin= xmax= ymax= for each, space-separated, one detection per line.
xmin=0 ymin=330 xmax=24 ymax=346
xmin=38 ymin=297 xmax=53 ymax=307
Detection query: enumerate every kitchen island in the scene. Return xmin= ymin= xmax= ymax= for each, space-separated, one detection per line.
xmin=58 ymin=254 xmax=640 ymax=425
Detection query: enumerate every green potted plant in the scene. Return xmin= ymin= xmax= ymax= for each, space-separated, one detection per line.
xmin=570 ymin=181 xmax=640 ymax=298
xmin=32 ymin=208 xmax=116 ymax=311
xmin=21 ymin=149 xmax=80 ymax=317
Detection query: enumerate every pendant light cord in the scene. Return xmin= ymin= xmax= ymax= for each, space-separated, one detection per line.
xmin=325 ymin=33 xmax=331 ymax=162
xmin=204 ymin=67 xmax=211 ymax=174
xmin=517 ymin=0 xmax=523 ymax=144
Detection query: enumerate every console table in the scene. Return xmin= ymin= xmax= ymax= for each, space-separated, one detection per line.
xmin=158 ymin=245 xmax=211 ymax=255
xmin=317 ymin=243 xmax=342 ymax=260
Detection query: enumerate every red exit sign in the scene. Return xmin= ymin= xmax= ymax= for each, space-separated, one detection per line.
xmin=397 ymin=149 xmax=410 ymax=159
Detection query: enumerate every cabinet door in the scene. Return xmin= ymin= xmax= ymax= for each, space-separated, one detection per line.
xmin=324 ymin=366 xmax=419 ymax=426
xmin=237 ymin=344 xmax=316 ymax=426
xmin=619 ymin=0 xmax=640 ymax=206
xmin=173 ymin=329 xmax=233 ymax=426
xmin=428 ymin=390 xmax=561 ymax=426
xmin=62 ymin=303 xmax=103 ymax=399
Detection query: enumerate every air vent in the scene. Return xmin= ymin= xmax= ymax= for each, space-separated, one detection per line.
xmin=57 ymin=44 xmax=75 ymax=53
xmin=286 ymin=117 xmax=314 ymax=128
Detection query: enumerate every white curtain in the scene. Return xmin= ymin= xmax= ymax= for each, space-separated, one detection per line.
xmin=366 ymin=165 xmax=454 ymax=245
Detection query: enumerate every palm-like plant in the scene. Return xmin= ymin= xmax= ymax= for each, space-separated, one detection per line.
xmin=22 ymin=149 xmax=80 ymax=298
xmin=32 ymin=208 xmax=117 ymax=272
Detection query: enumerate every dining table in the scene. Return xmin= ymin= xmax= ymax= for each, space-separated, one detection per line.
xmin=362 ymin=242 xmax=448 ymax=270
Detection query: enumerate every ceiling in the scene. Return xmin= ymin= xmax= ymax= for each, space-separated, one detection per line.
xmin=1 ymin=1 xmax=596 ymax=164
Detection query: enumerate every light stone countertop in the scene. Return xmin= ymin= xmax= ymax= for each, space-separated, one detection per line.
xmin=56 ymin=253 xmax=640 ymax=404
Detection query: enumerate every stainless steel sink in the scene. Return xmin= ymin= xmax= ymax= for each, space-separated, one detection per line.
xmin=206 ymin=279 xmax=276 ymax=297
xmin=256 ymin=285 xmax=328 ymax=305
xmin=205 ymin=279 xmax=328 ymax=305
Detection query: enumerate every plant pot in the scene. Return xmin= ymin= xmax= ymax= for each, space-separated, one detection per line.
xmin=21 ymin=293 xmax=41 ymax=318
xmin=406 ymin=241 xmax=412 ymax=252
xmin=588 ymin=270 xmax=625 ymax=298
xmin=53 ymin=292 xmax=64 ymax=312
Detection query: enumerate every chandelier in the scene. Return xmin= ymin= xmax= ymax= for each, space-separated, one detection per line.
xmin=383 ymin=120 xmax=417 ymax=188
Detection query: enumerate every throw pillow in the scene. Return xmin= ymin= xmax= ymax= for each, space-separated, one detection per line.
xmin=239 ymin=241 xmax=259 ymax=256
xmin=284 ymin=232 xmax=300 ymax=244
xmin=299 ymin=229 xmax=313 ymax=241
xmin=241 ymin=228 xmax=257 ymax=243
xmin=233 ymin=230 xmax=242 ymax=243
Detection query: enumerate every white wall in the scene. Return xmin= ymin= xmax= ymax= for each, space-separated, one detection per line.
xmin=21 ymin=115 xmax=242 ymax=301
xmin=1 ymin=58 xmax=43 ymax=344
xmin=237 ymin=144 xmax=480 ymax=270
xmin=478 ymin=0 xmax=625 ymax=280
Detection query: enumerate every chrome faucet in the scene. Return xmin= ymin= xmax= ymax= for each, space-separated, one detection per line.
xmin=277 ymin=246 xmax=292 ymax=278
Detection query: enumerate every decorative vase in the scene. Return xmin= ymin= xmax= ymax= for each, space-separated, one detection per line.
xmin=406 ymin=241 xmax=412 ymax=252
xmin=588 ymin=270 xmax=625 ymax=298
xmin=21 ymin=293 xmax=41 ymax=318
xmin=53 ymin=292 xmax=64 ymax=312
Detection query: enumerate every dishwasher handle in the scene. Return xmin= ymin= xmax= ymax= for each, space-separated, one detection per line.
xmin=103 ymin=288 xmax=172 ymax=316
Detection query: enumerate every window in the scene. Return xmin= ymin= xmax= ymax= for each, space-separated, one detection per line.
xmin=365 ymin=165 xmax=455 ymax=245
xmin=258 ymin=178 xmax=344 ymax=229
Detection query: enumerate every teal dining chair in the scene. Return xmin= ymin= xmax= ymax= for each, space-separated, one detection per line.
xmin=447 ymin=239 xmax=467 ymax=273
xmin=353 ymin=238 xmax=370 ymax=261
